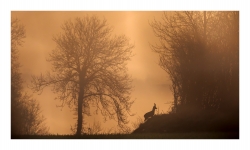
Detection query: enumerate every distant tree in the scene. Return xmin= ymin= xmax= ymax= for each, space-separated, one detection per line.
xmin=14 ymin=93 xmax=49 ymax=135
xmin=30 ymin=15 xmax=135 ymax=135
xmin=11 ymin=18 xmax=25 ymax=108
xmin=150 ymin=11 xmax=239 ymax=115
xmin=11 ymin=18 xmax=49 ymax=135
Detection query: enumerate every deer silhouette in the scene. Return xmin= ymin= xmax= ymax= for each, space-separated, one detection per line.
xmin=144 ymin=103 xmax=157 ymax=121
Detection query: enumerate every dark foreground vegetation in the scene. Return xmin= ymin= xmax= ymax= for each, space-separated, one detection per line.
xmin=12 ymin=110 xmax=239 ymax=139
xmin=133 ymin=113 xmax=238 ymax=134
xmin=12 ymin=132 xmax=238 ymax=139
xmin=133 ymin=113 xmax=238 ymax=139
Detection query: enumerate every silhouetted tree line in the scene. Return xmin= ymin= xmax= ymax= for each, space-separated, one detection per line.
xmin=151 ymin=12 xmax=239 ymax=119
xmin=11 ymin=18 xmax=49 ymax=135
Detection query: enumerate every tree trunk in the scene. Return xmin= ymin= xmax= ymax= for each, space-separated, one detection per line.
xmin=76 ymin=86 xmax=84 ymax=136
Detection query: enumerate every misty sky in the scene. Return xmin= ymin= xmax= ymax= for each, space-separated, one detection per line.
xmin=12 ymin=11 xmax=173 ymax=134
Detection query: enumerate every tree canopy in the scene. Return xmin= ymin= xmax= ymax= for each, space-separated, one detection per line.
xmin=150 ymin=11 xmax=239 ymax=115
xmin=31 ymin=15 xmax=135 ymax=135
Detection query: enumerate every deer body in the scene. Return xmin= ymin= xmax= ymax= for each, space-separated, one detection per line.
xmin=144 ymin=103 xmax=157 ymax=121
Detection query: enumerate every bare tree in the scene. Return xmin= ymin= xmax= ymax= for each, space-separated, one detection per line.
xmin=16 ymin=93 xmax=49 ymax=135
xmin=150 ymin=11 xmax=239 ymax=114
xmin=11 ymin=18 xmax=49 ymax=135
xmin=11 ymin=18 xmax=25 ymax=104
xmin=30 ymin=15 xmax=135 ymax=135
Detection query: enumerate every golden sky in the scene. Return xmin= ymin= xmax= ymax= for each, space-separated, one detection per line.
xmin=12 ymin=11 xmax=173 ymax=134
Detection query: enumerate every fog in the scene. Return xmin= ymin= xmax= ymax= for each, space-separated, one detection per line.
xmin=12 ymin=11 xmax=173 ymax=134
